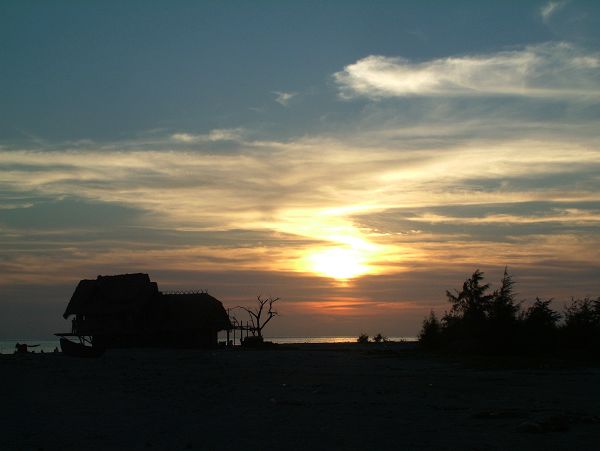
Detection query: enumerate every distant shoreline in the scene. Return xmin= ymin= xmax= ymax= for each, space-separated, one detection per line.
xmin=0 ymin=336 xmax=418 ymax=354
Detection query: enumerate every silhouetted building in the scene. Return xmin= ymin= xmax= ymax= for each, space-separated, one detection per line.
xmin=62 ymin=273 xmax=231 ymax=348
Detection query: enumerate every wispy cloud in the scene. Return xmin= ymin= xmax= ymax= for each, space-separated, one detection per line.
xmin=273 ymin=91 xmax=297 ymax=106
xmin=540 ymin=1 xmax=568 ymax=24
xmin=171 ymin=128 xmax=246 ymax=144
xmin=2 ymin=134 xmax=599 ymax=241
xmin=334 ymin=42 xmax=599 ymax=99
xmin=405 ymin=28 xmax=428 ymax=42
xmin=2 ymin=44 xmax=600 ymax=326
xmin=171 ymin=133 xmax=197 ymax=143
xmin=2 ymin=123 xmax=599 ymax=333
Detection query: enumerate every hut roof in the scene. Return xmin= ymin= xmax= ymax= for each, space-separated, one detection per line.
xmin=159 ymin=292 xmax=232 ymax=331
xmin=63 ymin=273 xmax=158 ymax=318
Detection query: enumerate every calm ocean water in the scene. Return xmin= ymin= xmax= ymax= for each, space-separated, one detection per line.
xmin=0 ymin=339 xmax=62 ymax=354
xmin=0 ymin=336 xmax=417 ymax=354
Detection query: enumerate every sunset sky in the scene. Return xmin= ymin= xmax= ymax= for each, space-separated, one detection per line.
xmin=1 ymin=1 xmax=599 ymax=339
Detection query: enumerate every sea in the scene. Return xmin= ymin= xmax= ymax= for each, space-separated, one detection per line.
xmin=1 ymin=336 xmax=417 ymax=354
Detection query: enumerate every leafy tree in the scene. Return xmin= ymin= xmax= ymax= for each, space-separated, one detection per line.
xmin=418 ymin=310 xmax=442 ymax=349
xmin=489 ymin=267 xmax=520 ymax=324
xmin=486 ymin=268 xmax=521 ymax=350
xmin=442 ymin=269 xmax=493 ymax=345
xmin=522 ymin=298 xmax=560 ymax=331
xmin=446 ymin=269 xmax=493 ymax=323
xmin=562 ymin=297 xmax=600 ymax=349
xmin=520 ymin=298 xmax=560 ymax=352
xmin=564 ymin=297 xmax=600 ymax=328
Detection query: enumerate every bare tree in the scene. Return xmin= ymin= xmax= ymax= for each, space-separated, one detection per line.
xmin=237 ymin=296 xmax=280 ymax=339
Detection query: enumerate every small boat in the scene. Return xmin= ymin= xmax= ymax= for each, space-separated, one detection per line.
xmin=59 ymin=337 xmax=105 ymax=358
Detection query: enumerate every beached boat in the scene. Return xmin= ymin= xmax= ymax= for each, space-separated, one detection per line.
xmin=59 ymin=337 xmax=105 ymax=358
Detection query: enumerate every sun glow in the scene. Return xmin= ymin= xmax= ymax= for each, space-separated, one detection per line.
xmin=281 ymin=206 xmax=389 ymax=280
xmin=308 ymin=247 xmax=370 ymax=280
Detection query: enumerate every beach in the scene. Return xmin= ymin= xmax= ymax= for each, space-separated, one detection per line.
xmin=2 ymin=343 xmax=599 ymax=450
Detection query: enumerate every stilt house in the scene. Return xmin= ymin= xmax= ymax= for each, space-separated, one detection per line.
xmin=62 ymin=273 xmax=231 ymax=348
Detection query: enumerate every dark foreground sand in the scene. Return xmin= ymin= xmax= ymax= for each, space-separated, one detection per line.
xmin=2 ymin=343 xmax=599 ymax=451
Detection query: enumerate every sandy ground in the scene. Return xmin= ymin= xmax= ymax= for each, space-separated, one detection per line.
xmin=2 ymin=343 xmax=599 ymax=451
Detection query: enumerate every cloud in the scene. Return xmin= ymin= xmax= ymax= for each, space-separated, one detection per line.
xmin=171 ymin=128 xmax=245 ymax=143
xmin=273 ymin=91 xmax=297 ymax=106
xmin=351 ymin=200 xmax=600 ymax=245
xmin=2 ymin=125 xmax=599 ymax=336
xmin=540 ymin=1 xmax=567 ymax=24
xmin=333 ymin=42 xmax=600 ymax=99
xmin=0 ymin=198 xmax=145 ymax=230
xmin=2 ymin=73 xmax=600 ymax=321
xmin=2 ymin=135 xmax=599 ymax=248
xmin=170 ymin=133 xmax=197 ymax=143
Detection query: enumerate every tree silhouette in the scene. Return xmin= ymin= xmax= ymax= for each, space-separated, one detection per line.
xmin=486 ymin=268 xmax=521 ymax=349
xmin=419 ymin=269 xmax=599 ymax=356
xmin=357 ymin=333 xmax=369 ymax=344
xmin=563 ymin=297 xmax=600 ymax=350
xmin=489 ymin=267 xmax=520 ymax=324
xmin=519 ymin=297 xmax=560 ymax=352
xmin=372 ymin=333 xmax=387 ymax=343
xmin=237 ymin=296 xmax=280 ymax=339
xmin=419 ymin=310 xmax=442 ymax=349
xmin=445 ymin=269 xmax=492 ymax=322
xmin=522 ymin=298 xmax=560 ymax=331
xmin=443 ymin=269 xmax=492 ymax=343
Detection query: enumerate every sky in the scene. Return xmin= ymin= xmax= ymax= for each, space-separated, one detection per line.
xmin=1 ymin=0 xmax=600 ymax=339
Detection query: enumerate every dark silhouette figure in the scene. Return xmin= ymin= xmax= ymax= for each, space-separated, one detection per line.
xmin=56 ymin=273 xmax=232 ymax=356
xmin=236 ymin=296 xmax=280 ymax=343
xmin=520 ymin=297 xmax=560 ymax=353
xmin=14 ymin=343 xmax=40 ymax=354
xmin=419 ymin=311 xmax=442 ymax=348
xmin=419 ymin=268 xmax=600 ymax=357
xmin=562 ymin=297 xmax=600 ymax=352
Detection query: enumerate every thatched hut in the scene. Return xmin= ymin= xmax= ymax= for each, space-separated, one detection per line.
xmin=62 ymin=273 xmax=231 ymax=348
xmin=156 ymin=292 xmax=232 ymax=347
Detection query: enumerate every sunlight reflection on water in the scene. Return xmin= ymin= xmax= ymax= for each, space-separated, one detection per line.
xmin=267 ymin=336 xmax=417 ymax=344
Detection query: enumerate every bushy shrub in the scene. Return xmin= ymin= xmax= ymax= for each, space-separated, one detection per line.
xmin=562 ymin=297 xmax=600 ymax=351
xmin=357 ymin=333 xmax=369 ymax=344
xmin=372 ymin=333 xmax=387 ymax=343
xmin=419 ymin=311 xmax=442 ymax=349
xmin=441 ymin=269 xmax=519 ymax=350
xmin=521 ymin=298 xmax=560 ymax=332
xmin=519 ymin=298 xmax=560 ymax=353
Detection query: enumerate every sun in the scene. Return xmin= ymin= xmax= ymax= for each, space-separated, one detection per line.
xmin=308 ymin=247 xmax=369 ymax=280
